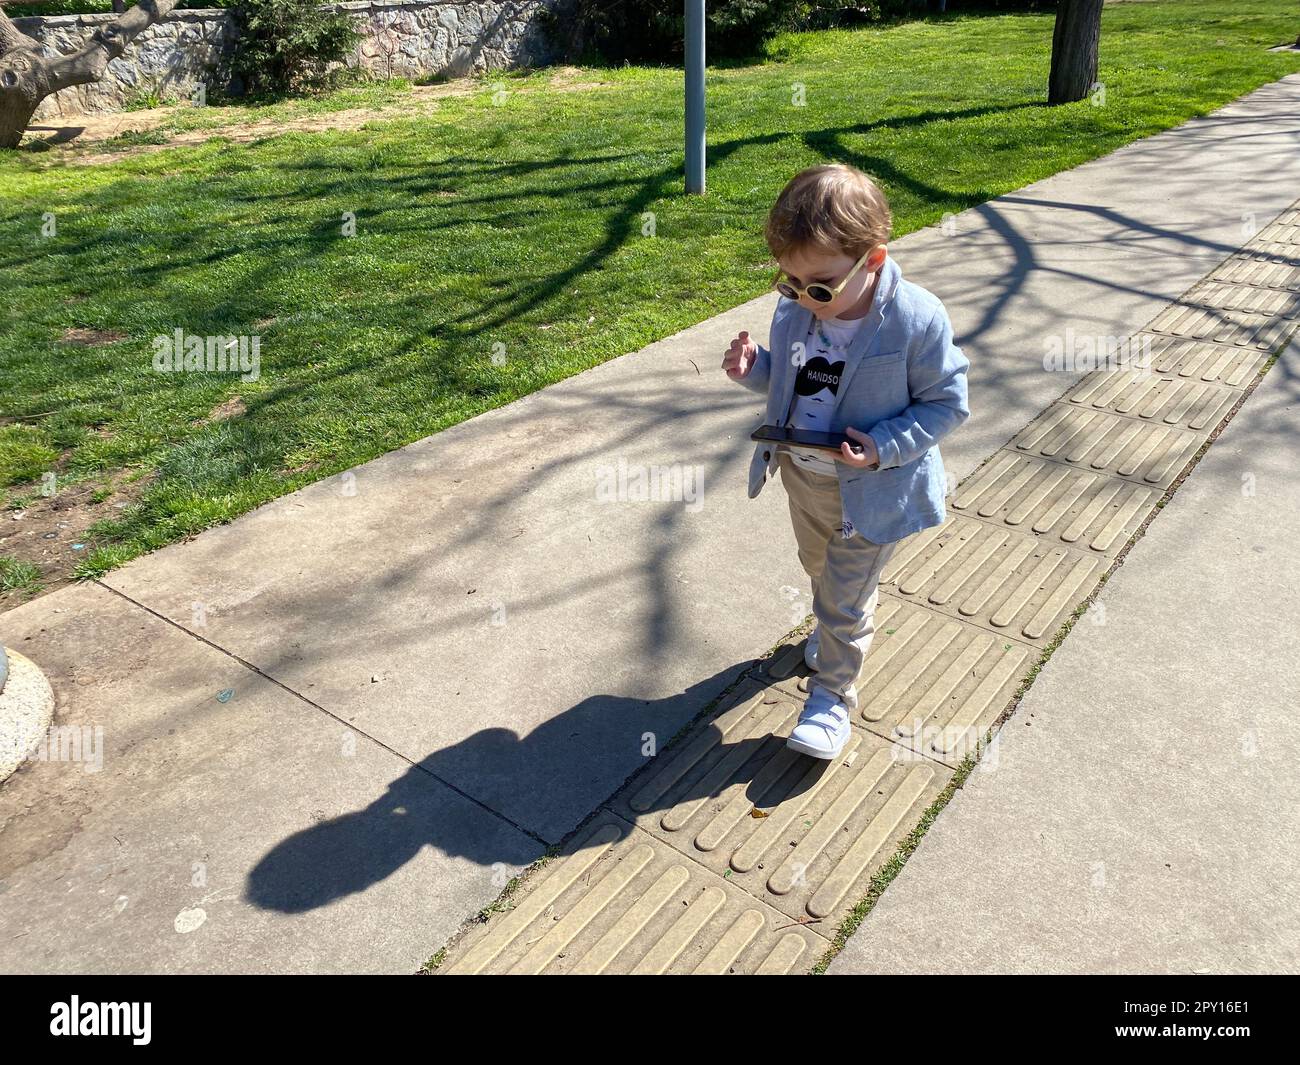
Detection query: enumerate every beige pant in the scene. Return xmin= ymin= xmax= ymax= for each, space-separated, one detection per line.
xmin=777 ymin=451 xmax=899 ymax=712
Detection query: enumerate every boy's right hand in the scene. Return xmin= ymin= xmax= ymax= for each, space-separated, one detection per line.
xmin=722 ymin=330 xmax=758 ymax=380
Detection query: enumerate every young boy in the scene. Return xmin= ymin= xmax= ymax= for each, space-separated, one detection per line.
xmin=721 ymin=163 xmax=970 ymax=760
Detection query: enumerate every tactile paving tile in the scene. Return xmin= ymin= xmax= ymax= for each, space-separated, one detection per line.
xmin=950 ymin=450 xmax=1161 ymax=557
xmin=876 ymin=513 xmax=1106 ymax=646
xmin=1061 ymin=368 xmax=1239 ymax=433
xmin=756 ymin=642 xmax=812 ymax=687
xmin=1247 ymin=207 xmax=1300 ymax=256
xmin=1009 ymin=403 xmax=1204 ymax=488
xmin=434 ymin=197 xmax=1300 ymax=976
xmin=1143 ymin=332 xmax=1270 ymax=388
xmin=783 ymin=598 xmax=1036 ymax=766
xmin=1180 ymin=280 xmax=1300 ymax=319
xmin=1210 ymin=250 xmax=1300 ymax=293
xmin=1146 ymin=288 xmax=1297 ymax=351
xmin=607 ymin=685 xmax=951 ymax=928
xmin=438 ymin=809 xmax=824 ymax=974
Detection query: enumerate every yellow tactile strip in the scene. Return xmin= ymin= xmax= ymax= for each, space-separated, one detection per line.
xmin=950 ymin=451 xmax=1162 ymax=557
xmin=433 ymin=199 xmax=1300 ymax=976
xmin=1060 ymin=368 xmax=1239 ymax=434
xmin=877 ymin=513 xmax=1107 ymax=646
xmin=1250 ymin=207 xmax=1300 ymax=256
xmin=1145 ymin=288 xmax=1296 ymax=350
xmin=774 ymin=598 xmax=1036 ymax=767
xmin=1143 ymin=333 xmax=1272 ymax=387
xmin=1209 ymin=250 xmax=1300 ymax=292
xmin=605 ymin=683 xmax=951 ymax=929
xmin=1009 ymin=403 xmax=1205 ymax=488
xmin=440 ymin=809 xmax=824 ymax=973
xmin=1179 ymin=279 xmax=1300 ymax=319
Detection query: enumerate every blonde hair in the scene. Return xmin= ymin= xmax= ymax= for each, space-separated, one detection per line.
xmin=765 ymin=164 xmax=892 ymax=260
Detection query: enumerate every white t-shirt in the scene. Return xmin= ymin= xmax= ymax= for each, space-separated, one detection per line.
xmin=783 ymin=313 xmax=867 ymax=476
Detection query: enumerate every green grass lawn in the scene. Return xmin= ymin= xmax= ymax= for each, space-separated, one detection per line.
xmin=1 ymin=0 xmax=1297 ymax=589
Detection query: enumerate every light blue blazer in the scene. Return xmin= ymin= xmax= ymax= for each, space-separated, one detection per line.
xmin=736 ymin=254 xmax=971 ymax=544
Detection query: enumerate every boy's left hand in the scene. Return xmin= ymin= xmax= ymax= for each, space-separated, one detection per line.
xmin=836 ymin=426 xmax=879 ymax=469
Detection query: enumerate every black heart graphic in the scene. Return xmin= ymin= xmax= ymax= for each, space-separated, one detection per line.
xmin=795 ymin=355 xmax=844 ymax=397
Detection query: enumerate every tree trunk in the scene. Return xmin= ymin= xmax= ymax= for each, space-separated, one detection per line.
xmin=0 ymin=22 xmax=45 ymax=148
xmin=0 ymin=2 xmax=180 ymax=149
xmin=1048 ymin=0 xmax=1103 ymax=105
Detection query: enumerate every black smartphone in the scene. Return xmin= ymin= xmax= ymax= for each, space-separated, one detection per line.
xmin=750 ymin=424 xmax=864 ymax=454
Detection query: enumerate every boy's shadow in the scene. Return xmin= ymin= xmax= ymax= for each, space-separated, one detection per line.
xmin=246 ymin=659 xmax=824 ymax=914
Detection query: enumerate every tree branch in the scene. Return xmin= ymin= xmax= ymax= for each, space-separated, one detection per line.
xmin=0 ymin=11 xmax=34 ymax=55
xmin=44 ymin=0 xmax=181 ymax=92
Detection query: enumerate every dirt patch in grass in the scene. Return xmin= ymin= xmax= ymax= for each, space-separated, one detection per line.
xmin=545 ymin=65 xmax=614 ymax=92
xmin=0 ymin=473 xmax=148 ymax=613
xmin=23 ymin=71 xmax=616 ymax=164
xmin=72 ymin=111 xmax=402 ymax=165
xmin=201 ymin=396 xmax=247 ymax=423
xmin=26 ymin=86 xmax=473 ymax=164
xmin=60 ymin=327 xmax=127 ymax=346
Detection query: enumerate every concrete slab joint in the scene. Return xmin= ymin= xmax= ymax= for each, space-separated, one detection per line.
xmin=433 ymin=190 xmax=1300 ymax=974
xmin=4 ymin=76 xmax=1299 ymax=976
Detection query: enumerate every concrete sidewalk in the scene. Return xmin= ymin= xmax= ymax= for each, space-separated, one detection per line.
xmin=2 ymin=75 xmax=1299 ymax=973
xmin=829 ymin=334 xmax=1300 ymax=974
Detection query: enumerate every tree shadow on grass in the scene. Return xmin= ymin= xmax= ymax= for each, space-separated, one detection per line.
xmin=7 ymin=94 xmax=1294 ymax=586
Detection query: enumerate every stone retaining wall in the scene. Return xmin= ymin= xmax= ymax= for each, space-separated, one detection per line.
xmin=13 ymin=1 xmax=559 ymax=121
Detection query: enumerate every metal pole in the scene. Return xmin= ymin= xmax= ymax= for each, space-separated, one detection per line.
xmin=684 ymin=0 xmax=706 ymax=194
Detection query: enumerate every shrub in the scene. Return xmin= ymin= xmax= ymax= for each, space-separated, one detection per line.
xmin=4 ymin=1 xmax=113 ymax=14
xmin=548 ymin=0 xmax=802 ymax=63
xmin=548 ymin=0 xmax=1057 ymax=63
xmin=228 ymin=0 xmax=361 ymax=96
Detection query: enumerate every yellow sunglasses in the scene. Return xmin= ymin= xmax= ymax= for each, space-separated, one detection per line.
xmin=772 ymin=248 xmax=873 ymax=304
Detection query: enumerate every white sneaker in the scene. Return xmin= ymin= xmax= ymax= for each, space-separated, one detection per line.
xmin=786 ymin=685 xmax=850 ymax=759
xmin=803 ymin=626 xmax=820 ymax=671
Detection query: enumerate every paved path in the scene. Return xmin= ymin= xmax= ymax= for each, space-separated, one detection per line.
xmin=828 ymin=332 xmax=1300 ymax=975
xmin=435 ymin=195 xmax=1300 ymax=972
xmin=2 ymin=76 xmax=1298 ymax=973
